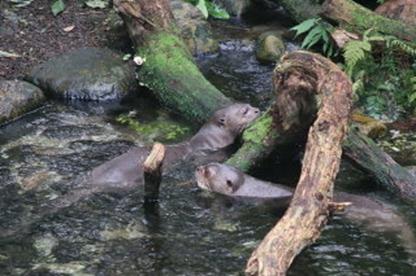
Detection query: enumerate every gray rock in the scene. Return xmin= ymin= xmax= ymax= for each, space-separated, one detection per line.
xmin=0 ymin=79 xmax=45 ymax=124
xmin=28 ymin=48 xmax=136 ymax=101
xmin=171 ymin=0 xmax=218 ymax=55
xmin=255 ymin=31 xmax=285 ymax=64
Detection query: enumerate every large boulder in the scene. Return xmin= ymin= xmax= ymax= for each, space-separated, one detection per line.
xmin=170 ymin=0 xmax=218 ymax=55
xmin=255 ymin=31 xmax=285 ymax=63
xmin=28 ymin=48 xmax=136 ymax=101
xmin=375 ymin=0 xmax=416 ymax=26
xmin=0 ymin=79 xmax=46 ymax=124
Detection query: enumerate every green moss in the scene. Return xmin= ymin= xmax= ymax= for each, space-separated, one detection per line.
xmin=116 ymin=113 xmax=192 ymax=143
xmin=136 ymin=32 xmax=231 ymax=124
xmin=242 ymin=112 xmax=274 ymax=143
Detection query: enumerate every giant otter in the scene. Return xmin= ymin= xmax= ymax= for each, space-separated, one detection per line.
xmin=1 ymin=104 xmax=259 ymax=239
xmin=90 ymin=103 xmax=259 ymax=188
xmin=196 ymin=163 xmax=416 ymax=253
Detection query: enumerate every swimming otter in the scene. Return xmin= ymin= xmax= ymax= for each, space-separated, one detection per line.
xmin=0 ymin=104 xmax=259 ymax=239
xmin=195 ymin=163 xmax=416 ymax=253
xmin=90 ymin=103 xmax=260 ymax=188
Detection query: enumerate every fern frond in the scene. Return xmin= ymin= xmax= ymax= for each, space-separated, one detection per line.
xmin=343 ymin=40 xmax=372 ymax=76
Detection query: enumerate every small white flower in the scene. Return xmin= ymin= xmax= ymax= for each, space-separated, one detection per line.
xmin=133 ymin=56 xmax=146 ymax=66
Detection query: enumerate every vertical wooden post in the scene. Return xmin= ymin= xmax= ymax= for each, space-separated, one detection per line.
xmin=143 ymin=143 xmax=166 ymax=203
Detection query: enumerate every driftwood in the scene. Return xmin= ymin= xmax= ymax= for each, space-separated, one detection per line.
xmin=245 ymin=52 xmax=353 ymax=275
xmin=143 ymin=143 xmax=166 ymax=203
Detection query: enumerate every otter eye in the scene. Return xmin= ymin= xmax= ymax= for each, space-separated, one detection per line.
xmin=218 ymin=118 xmax=225 ymax=126
xmin=226 ymin=180 xmax=233 ymax=188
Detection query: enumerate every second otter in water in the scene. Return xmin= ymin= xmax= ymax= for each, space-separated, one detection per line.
xmin=195 ymin=163 xmax=416 ymax=254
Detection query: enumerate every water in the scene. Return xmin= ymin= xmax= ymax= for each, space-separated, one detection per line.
xmin=1 ymin=23 xmax=416 ymax=276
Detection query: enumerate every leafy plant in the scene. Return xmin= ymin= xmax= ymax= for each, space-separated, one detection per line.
xmin=51 ymin=0 xmax=65 ymax=16
xmin=290 ymin=18 xmax=336 ymax=57
xmin=185 ymin=0 xmax=230 ymax=20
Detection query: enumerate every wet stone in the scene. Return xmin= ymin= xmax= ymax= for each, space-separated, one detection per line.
xmin=28 ymin=48 xmax=136 ymax=102
xmin=255 ymin=31 xmax=285 ymax=64
xmin=0 ymin=79 xmax=46 ymax=125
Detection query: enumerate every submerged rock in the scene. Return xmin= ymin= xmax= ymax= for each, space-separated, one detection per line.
xmin=255 ymin=31 xmax=285 ymax=63
xmin=0 ymin=79 xmax=45 ymax=124
xmin=171 ymin=0 xmax=218 ymax=55
xmin=28 ymin=48 xmax=136 ymax=102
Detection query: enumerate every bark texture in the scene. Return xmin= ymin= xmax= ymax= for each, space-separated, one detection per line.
xmin=245 ymin=51 xmax=353 ymax=275
xmin=343 ymin=129 xmax=416 ymax=205
xmin=322 ymin=0 xmax=416 ymax=41
xmin=143 ymin=143 xmax=166 ymax=202
xmin=114 ymin=0 xmax=231 ymax=123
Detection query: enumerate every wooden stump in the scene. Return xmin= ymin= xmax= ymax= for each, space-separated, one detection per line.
xmin=143 ymin=143 xmax=166 ymax=203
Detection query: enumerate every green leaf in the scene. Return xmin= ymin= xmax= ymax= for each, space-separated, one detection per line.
xmin=196 ymin=0 xmax=209 ymax=19
xmin=51 ymin=0 xmax=65 ymax=16
xmin=206 ymin=1 xmax=230 ymax=20
xmin=301 ymin=25 xmax=324 ymax=49
xmin=291 ymin=18 xmax=317 ymax=37
xmin=85 ymin=0 xmax=108 ymax=9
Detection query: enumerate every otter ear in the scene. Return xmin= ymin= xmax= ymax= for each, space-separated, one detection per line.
xmin=204 ymin=166 xmax=216 ymax=178
xmin=218 ymin=117 xmax=226 ymax=127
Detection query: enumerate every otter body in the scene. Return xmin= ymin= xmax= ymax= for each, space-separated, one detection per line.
xmin=196 ymin=163 xmax=416 ymax=253
xmin=90 ymin=103 xmax=259 ymax=188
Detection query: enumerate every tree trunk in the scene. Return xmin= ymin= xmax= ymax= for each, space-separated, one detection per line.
xmin=322 ymin=0 xmax=416 ymax=41
xmin=245 ymin=51 xmax=353 ymax=275
xmin=113 ymin=0 xmax=231 ymax=124
xmin=343 ymin=129 xmax=416 ymax=205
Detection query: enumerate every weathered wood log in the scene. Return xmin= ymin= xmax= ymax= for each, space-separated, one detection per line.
xmin=322 ymin=0 xmax=416 ymax=41
xmin=245 ymin=51 xmax=353 ymax=275
xmin=113 ymin=0 xmax=232 ymax=124
xmin=143 ymin=143 xmax=166 ymax=203
xmin=343 ymin=129 xmax=416 ymax=205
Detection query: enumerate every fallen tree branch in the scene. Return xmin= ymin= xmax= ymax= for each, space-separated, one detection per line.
xmin=245 ymin=51 xmax=353 ymax=275
xmin=321 ymin=0 xmax=416 ymax=41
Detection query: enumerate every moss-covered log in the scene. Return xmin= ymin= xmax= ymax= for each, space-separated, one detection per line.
xmin=344 ymin=129 xmax=416 ymax=205
xmin=322 ymin=0 xmax=416 ymax=41
xmin=113 ymin=0 xmax=231 ymax=124
xmin=245 ymin=51 xmax=353 ymax=275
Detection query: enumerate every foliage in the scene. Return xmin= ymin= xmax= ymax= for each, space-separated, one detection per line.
xmin=51 ymin=0 xmax=65 ymax=16
xmin=344 ymin=30 xmax=416 ymax=119
xmin=290 ymin=18 xmax=336 ymax=57
xmin=184 ymin=0 xmax=230 ymax=20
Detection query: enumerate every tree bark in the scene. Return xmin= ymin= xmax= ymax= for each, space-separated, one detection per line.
xmin=343 ymin=129 xmax=416 ymax=205
xmin=143 ymin=143 xmax=166 ymax=203
xmin=113 ymin=0 xmax=232 ymax=124
xmin=321 ymin=0 xmax=416 ymax=41
xmin=245 ymin=51 xmax=353 ymax=275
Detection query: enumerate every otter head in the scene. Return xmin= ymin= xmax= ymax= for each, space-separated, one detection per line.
xmin=212 ymin=103 xmax=260 ymax=135
xmin=195 ymin=163 xmax=245 ymax=195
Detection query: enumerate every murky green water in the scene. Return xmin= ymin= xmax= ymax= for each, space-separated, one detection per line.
xmin=1 ymin=17 xmax=416 ymax=275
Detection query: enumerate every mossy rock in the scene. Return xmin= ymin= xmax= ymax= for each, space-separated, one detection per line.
xmin=255 ymin=31 xmax=285 ymax=64
xmin=170 ymin=0 xmax=218 ymax=55
xmin=0 ymin=79 xmax=46 ymax=124
xmin=28 ymin=48 xmax=136 ymax=102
